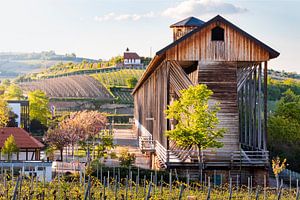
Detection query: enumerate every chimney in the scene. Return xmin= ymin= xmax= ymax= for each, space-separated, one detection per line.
xmin=170 ymin=17 xmax=205 ymax=41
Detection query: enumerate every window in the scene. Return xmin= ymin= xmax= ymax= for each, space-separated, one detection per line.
xmin=211 ymin=26 xmax=224 ymax=41
xmin=176 ymin=29 xmax=183 ymax=38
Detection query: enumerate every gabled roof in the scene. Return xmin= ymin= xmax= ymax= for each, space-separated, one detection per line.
xmin=170 ymin=16 xmax=205 ymax=27
xmin=124 ymin=52 xmax=140 ymax=60
xmin=0 ymin=127 xmax=44 ymax=149
xmin=158 ymin=15 xmax=280 ymax=59
xmin=133 ymin=15 xmax=280 ymax=94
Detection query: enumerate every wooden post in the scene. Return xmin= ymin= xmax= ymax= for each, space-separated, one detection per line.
xmin=263 ymin=61 xmax=268 ymax=150
xmin=258 ymin=64 xmax=262 ymax=149
xmin=253 ymin=65 xmax=257 ymax=148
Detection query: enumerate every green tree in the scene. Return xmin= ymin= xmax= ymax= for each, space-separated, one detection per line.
xmin=0 ymin=100 xmax=10 ymax=128
xmin=5 ymin=84 xmax=23 ymax=100
xmin=2 ymin=135 xmax=19 ymax=161
xmin=126 ymin=77 xmax=138 ymax=88
xmin=165 ymin=84 xmax=225 ymax=179
xmin=268 ymin=90 xmax=300 ymax=171
xmin=28 ymin=90 xmax=51 ymax=126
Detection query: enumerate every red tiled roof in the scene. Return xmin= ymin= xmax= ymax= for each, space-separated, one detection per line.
xmin=124 ymin=52 xmax=140 ymax=59
xmin=0 ymin=127 xmax=44 ymax=149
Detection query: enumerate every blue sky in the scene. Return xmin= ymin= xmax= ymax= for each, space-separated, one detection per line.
xmin=0 ymin=0 xmax=299 ymax=72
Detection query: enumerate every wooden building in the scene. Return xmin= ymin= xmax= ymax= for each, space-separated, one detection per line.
xmin=133 ymin=15 xmax=279 ymax=184
xmin=0 ymin=127 xmax=44 ymax=161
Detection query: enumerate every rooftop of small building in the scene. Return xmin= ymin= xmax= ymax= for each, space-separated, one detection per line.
xmin=0 ymin=127 xmax=44 ymax=149
xmin=170 ymin=16 xmax=205 ymax=28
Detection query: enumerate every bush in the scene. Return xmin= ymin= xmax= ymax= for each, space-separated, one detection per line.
xmin=118 ymin=148 xmax=136 ymax=167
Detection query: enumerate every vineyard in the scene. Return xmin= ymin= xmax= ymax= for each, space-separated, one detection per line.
xmin=19 ymin=75 xmax=113 ymax=100
xmin=0 ymin=169 xmax=299 ymax=200
xmin=92 ymin=69 xmax=144 ymax=87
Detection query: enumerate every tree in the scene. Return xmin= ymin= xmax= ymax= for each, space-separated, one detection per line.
xmin=2 ymin=135 xmax=19 ymax=161
xmin=44 ymin=128 xmax=70 ymax=161
xmin=268 ymin=90 xmax=300 ymax=171
xmin=126 ymin=77 xmax=138 ymax=88
xmin=5 ymin=84 xmax=23 ymax=100
xmin=28 ymin=90 xmax=51 ymax=127
xmin=0 ymin=100 xmax=10 ymax=128
xmin=45 ymin=110 xmax=108 ymax=161
xmin=165 ymin=84 xmax=225 ymax=179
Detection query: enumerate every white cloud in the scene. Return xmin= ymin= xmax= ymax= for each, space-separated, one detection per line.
xmin=94 ymin=11 xmax=155 ymax=22
xmin=162 ymin=0 xmax=247 ymax=19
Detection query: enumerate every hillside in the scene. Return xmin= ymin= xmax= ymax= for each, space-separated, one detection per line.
xmin=0 ymin=51 xmax=97 ymax=79
xmin=19 ymin=75 xmax=112 ymax=100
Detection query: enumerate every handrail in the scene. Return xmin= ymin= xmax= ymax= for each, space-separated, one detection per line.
xmin=155 ymin=141 xmax=167 ymax=165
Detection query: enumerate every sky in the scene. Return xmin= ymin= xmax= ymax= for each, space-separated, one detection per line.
xmin=0 ymin=0 xmax=299 ymax=72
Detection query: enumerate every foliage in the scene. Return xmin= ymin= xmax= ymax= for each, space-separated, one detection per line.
xmin=28 ymin=90 xmax=51 ymax=127
xmin=44 ymin=110 xmax=108 ymax=161
xmin=268 ymin=78 xmax=300 ymax=101
xmin=0 ymin=100 xmax=10 ymax=128
xmin=118 ymin=148 xmax=136 ymax=167
xmin=1 ymin=134 xmax=19 ymax=161
xmin=268 ymin=89 xmax=300 ymax=171
xmin=44 ymin=128 xmax=70 ymax=161
xmin=165 ymin=84 xmax=225 ymax=151
xmin=107 ymin=55 xmax=123 ymax=66
xmin=95 ymin=131 xmax=115 ymax=159
xmin=45 ymin=146 xmax=56 ymax=161
xmin=7 ymin=110 xmax=18 ymax=127
xmin=4 ymin=84 xmax=24 ymax=100
xmin=0 ymin=172 xmax=299 ymax=199
xmin=272 ymin=156 xmax=287 ymax=177
xmin=126 ymin=77 xmax=138 ymax=88
xmin=93 ymin=69 xmax=144 ymax=87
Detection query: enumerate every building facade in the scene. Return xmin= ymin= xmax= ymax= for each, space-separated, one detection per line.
xmin=133 ymin=15 xmax=279 ymax=185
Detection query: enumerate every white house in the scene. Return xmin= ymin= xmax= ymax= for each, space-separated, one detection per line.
xmin=124 ymin=51 xmax=141 ymax=66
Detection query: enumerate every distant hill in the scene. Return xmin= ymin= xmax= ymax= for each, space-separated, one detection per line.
xmin=268 ymin=68 xmax=300 ymax=80
xmin=0 ymin=51 xmax=98 ymax=79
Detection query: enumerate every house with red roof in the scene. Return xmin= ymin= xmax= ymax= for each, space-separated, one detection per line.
xmin=0 ymin=127 xmax=44 ymax=161
xmin=124 ymin=48 xmax=141 ymax=67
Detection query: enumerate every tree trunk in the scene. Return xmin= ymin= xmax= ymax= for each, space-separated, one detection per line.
xmin=72 ymin=144 xmax=74 ymax=161
xmin=197 ymin=145 xmax=203 ymax=184
xmin=60 ymin=149 xmax=63 ymax=161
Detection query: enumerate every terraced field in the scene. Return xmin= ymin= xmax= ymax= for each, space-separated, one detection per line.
xmin=19 ymin=75 xmax=113 ymax=100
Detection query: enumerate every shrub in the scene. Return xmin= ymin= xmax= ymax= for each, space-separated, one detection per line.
xmin=118 ymin=148 xmax=136 ymax=167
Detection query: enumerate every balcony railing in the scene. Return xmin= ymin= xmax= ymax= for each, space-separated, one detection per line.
xmin=139 ymin=136 xmax=155 ymax=152
xmin=152 ymin=140 xmax=269 ymax=168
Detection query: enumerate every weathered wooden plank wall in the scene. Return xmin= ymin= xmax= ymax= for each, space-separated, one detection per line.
xmin=134 ymin=61 xmax=169 ymax=146
xmin=198 ymin=62 xmax=239 ymax=150
xmin=166 ymin=21 xmax=270 ymax=62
